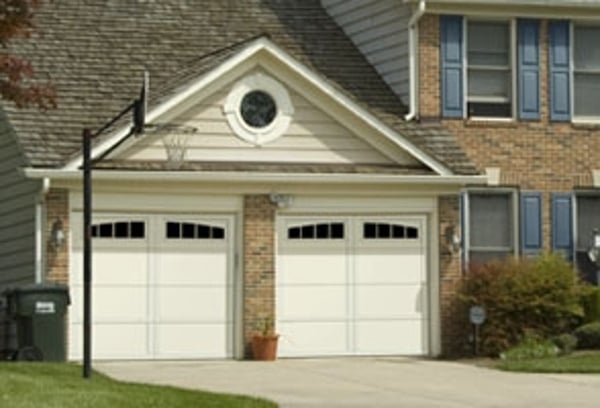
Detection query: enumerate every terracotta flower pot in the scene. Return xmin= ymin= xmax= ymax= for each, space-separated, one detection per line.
xmin=251 ymin=335 xmax=279 ymax=361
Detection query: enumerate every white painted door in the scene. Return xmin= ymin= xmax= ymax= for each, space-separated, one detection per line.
xmin=276 ymin=216 xmax=427 ymax=357
xmin=69 ymin=214 xmax=233 ymax=360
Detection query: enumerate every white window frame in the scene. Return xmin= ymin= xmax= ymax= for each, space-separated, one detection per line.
xmin=570 ymin=22 xmax=600 ymax=123
xmin=463 ymin=17 xmax=517 ymax=120
xmin=463 ymin=188 xmax=519 ymax=265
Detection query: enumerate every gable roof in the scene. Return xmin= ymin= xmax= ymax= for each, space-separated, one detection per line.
xmin=2 ymin=0 xmax=478 ymax=175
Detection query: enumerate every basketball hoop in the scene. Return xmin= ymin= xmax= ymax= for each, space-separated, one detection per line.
xmin=162 ymin=133 xmax=189 ymax=169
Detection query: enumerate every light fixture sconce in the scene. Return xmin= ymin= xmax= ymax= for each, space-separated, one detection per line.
xmin=269 ymin=193 xmax=294 ymax=209
xmin=588 ymin=228 xmax=600 ymax=265
xmin=51 ymin=219 xmax=65 ymax=252
xmin=444 ymin=224 xmax=461 ymax=254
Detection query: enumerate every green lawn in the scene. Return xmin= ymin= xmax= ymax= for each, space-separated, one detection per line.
xmin=496 ymin=351 xmax=600 ymax=373
xmin=0 ymin=363 xmax=277 ymax=408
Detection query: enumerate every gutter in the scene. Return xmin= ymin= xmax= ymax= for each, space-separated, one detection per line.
xmin=22 ymin=168 xmax=486 ymax=186
xmin=405 ymin=0 xmax=426 ymax=121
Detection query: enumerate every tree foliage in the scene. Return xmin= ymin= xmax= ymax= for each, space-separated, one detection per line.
xmin=0 ymin=0 xmax=55 ymax=109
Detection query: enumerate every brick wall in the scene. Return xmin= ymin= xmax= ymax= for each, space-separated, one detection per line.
xmin=421 ymin=16 xmax=599 ymax=354
xmin=45 ymin=189 xmax=69 ymax=285
xmin=242 ymin=195 xmax=276 ymax=357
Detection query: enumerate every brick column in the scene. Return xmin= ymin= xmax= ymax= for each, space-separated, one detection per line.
xmin=419 ymin=14 xmax=441 ymax=119
xmin=243 ymin=195 xmax=276 ymax=357
xmin=45 ymin=188 xmax=69 ymax=285
xmin=438 ymin=195 xmax=469 ymax=356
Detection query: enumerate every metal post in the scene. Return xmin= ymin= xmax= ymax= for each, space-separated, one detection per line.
xmin=83 ymin=128 xmax=92 ymax=379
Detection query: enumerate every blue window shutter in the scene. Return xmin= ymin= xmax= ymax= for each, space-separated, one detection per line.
xmin=518 ymin=20 xmax=540 ymax=120
xmin=521 ymin=192 xmax=542 ymax=255
xmin=440 ymin=15 xmax=464 ymax=118
xmin=551 ymin=193 xmax=573 ymax=258
xmin=549 ymin=21 xmax=571 ymax=122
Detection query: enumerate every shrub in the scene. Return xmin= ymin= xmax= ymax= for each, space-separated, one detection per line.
xmin=574 ymin=322 xmax=600 ymax=350
xmin=500 ymin=336 xmax=559 ymax=361
xmin=551 ymin=333 xmax=578 ymax=355
xmin=459 ymin=253 xmax=586 ymax=356
xmin=582 ymin=286 xmax=600 ymax=323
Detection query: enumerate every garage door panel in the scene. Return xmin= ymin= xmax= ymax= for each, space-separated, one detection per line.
xmin=278 ymin=322 xmax=349 ymax=356
xmin=69 ymin=323 xmax=149 ymax=359
xmin=278 ymin=254 xmax=347 ymax=284
xmin=355 ymin=285 xmax=424 ymax=318
xmin=156 ymin=286 xmax=228 ymax=321
xmin=70 ymin=286 xmax=148 ymax=323
xmin=157 ymin=253 xmax=228 ymax=285
xmin=155 ymin=323 xmax=228 ymax=358
xmin=355 ymin=320 xmax=426 ymax=355
xmin=277 ymin=286 xmax=348 ymax=319
xmin=355 ymin=253 xmax=424 ymax=284
xmin=71 ymin=251 xmax=148 ymax=286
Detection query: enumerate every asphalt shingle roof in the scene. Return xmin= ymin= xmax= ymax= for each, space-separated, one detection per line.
xmin=2 ymin=0 xmax=478 ymax=175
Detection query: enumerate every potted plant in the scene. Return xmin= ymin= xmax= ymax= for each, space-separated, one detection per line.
xmin=251 ymin=317 xmax=279 ymax=361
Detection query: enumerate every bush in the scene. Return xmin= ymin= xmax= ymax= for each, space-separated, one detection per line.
xmin=500 ymin=336 xmax=559 ymax=361
xmin=582 ymin=286 xmax=600 ymax=323
xmin=551 ymin=333 xmax=578 ymax=355
xmin=459 ymin=253 xmax=586 ymax=356
xmin=574 ymin=322 xmax=600 ymax=350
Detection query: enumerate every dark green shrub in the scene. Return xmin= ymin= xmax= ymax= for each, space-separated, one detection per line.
xmin=500 ymin=336 xmax=558 ymax=361
xmin=459 ymin=253 xmax=586 ymax=356
xmin=574 ymin=322 xmax=600 ymax=350
xmin=582 ymin=286 xmax=600 ymax=323
xmin=551 ymin=333 xmax=578 ymax=355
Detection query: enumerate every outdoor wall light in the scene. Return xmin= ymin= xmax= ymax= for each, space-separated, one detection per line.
xmin=588 ymin=228 xmax=600 ymax=265
xmin=444 ymin=224 xmax=461 ymax=254
xmin=269 ymin=193 xmax=294 ymax=209
xmin=51 ymin=219 xmax=65 ymax=252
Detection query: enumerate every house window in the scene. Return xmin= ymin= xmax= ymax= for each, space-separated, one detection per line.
xmin=362 ymin=223 xmax=419 ymax=239
xmin=573 ymin=25 xmax=600 ymax=119
xmin=287 ymin=223 xmax=344 ymax=240
xmin=465 ymin=191 xmax=517 ymax=265
xmin=466 ymin=20 xmax=514 ymax=118
xmin=575 ymin=195 xmax=600 ymax=284
xmin=91 ymin=221 xmax=145 ymax=239
xmin=166 ymin=222 xmax=225 ymax=240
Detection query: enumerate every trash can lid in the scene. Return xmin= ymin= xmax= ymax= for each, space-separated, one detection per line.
xmin=9 ymin=283 xmax=69 ymax=295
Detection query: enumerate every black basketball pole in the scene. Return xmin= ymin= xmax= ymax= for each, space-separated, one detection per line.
xmin=83 ymin=128 xmax=92 ymax=379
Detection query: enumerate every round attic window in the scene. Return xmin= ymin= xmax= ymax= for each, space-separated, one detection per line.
xmin=240 ymin=90 xmax=277 ymax=128
xmin=224 ymin=73 xmax=294 ymax=145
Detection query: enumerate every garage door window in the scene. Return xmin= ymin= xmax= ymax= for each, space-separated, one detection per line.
xmin=91 ymin=221 xmax=145 ymax=239
xmin=287 ymin=222 xmax=344 ymax=239
xmin=363 ymin=222 xmax=418 ymax=239
xmin=166 ymin=222 xmax=225 ymax=239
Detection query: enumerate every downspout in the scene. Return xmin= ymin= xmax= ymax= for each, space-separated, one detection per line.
xmin=404 ymin=0 xmax=426 ymax=121
xmin=35 ymin=177 xmax=50 ymax=283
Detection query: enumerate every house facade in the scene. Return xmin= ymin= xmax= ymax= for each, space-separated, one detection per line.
xmin=325 ymin=0 xmax=600 ymax=283
xmin=0 ymin=0 xmax=597 ymax=361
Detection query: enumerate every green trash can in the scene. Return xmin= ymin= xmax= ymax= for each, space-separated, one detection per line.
xmin=5 ymin=284 xmax=70 ymax=361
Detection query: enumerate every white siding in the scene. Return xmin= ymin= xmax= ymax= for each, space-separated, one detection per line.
xmin=120 ymin=82 xmax=409 ymax=165
xmin=0 ymin=113 xmax=38 ymax=291
xmin=322 ymin=0 xmax=412 ymax=103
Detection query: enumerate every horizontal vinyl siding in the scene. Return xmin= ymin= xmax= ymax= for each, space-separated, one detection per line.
xmin=0 ymin=114 xmax=38 ymax=292
xmin=322 ymin=0 xmax=410 ymax=102
xmin=122 ymin=83 xmax=400 ymax=165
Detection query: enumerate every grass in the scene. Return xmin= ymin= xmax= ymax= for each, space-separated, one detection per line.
xmin=496 ymin=351 xmax=600 ymax=373
xmin=0 ymin=363 xmax=277 ymax=408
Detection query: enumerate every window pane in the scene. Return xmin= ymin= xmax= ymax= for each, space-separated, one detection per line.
xmin=301 ymin=225 xmax=314 ymax=239
xmin=99 ymin=223 xmax=113 ymax=238
xmin=182 ymin=223 xmax=195 ymax=239
xmin=377 ymin=223 xmax=391 ymax=238
xmin=331 ymin=223 xmax=344 ymax=239
xmin=363 ymin=223 xmax=376 ymax=239
xmin=197 ymin=224 xmax=210 ymax=239
xmin=407 ymin=227 xmax=419 ymax=239
xmin=469 ymin=250 xmax=512 ymax=266
xmin=316 ymin=224 xmax=329 ymax=239
xmin=166 ymin=222 xmax=180 ymax=239
xmin=130 ymin=222 xmax=145 ymax=239
xmin=576 ymin=196 xmax=600 ymax=250
xmin=574 ymin=73 xmax=600 ymax=117
xmin=468 ymin=69 xmax=510 ymax=98
xmin=392 ymin=225 xmax=405 ymax=238
xmin=468 ymin=22 xmax=509 ymax=66
xmin=574 ymin=26 xmax=600 ymax=69
xmin=469 ymin=194 xmax=512 ymax=248
xmin=288 ymin=227 xmax=300 ymax=239
xmin=212 ymin=227 xmax=225 ymax=239
xmin=114 ymin=222 xmax=128 ymax=238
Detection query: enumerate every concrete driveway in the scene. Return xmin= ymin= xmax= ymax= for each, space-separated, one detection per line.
xmin=97 ymin=357 xmax=600 ymax=407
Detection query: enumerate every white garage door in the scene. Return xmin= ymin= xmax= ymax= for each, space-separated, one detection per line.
xmin=69 ymin=214 xmax=234 ymax=360
xmin=276 ymin=216 xmax=427 ymax=357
